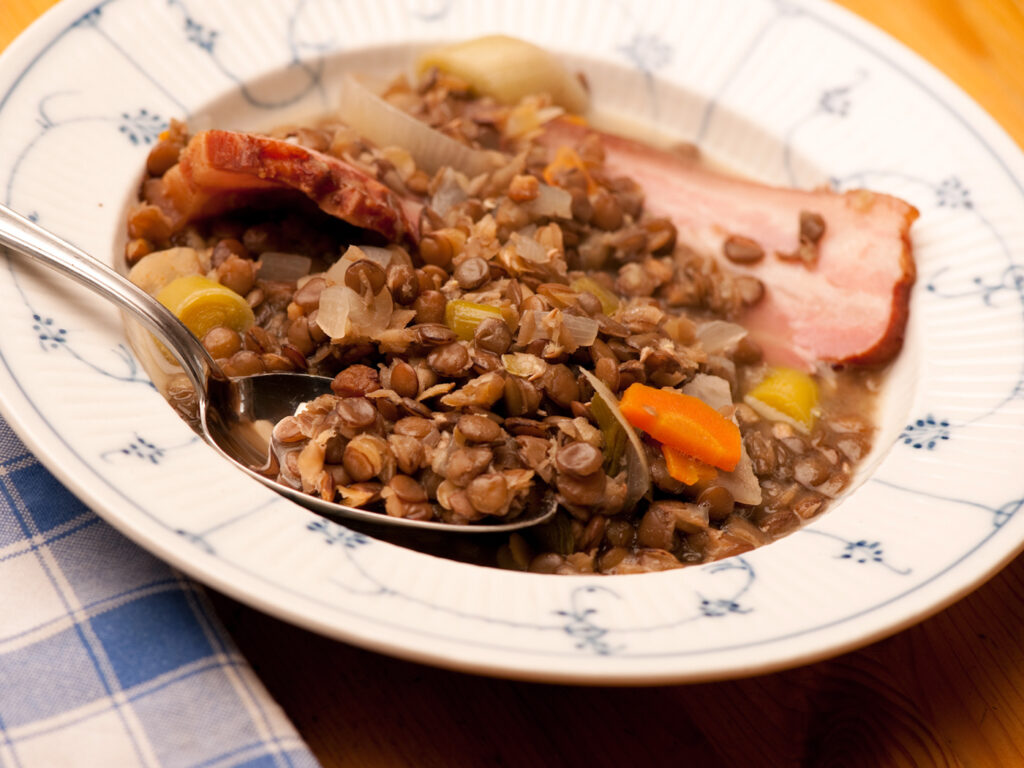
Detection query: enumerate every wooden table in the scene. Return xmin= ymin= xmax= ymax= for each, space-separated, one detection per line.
xmin=4 ymin=2 xmax=1023 ymax=765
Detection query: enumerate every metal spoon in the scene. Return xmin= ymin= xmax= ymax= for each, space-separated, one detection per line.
xmin=0 ymin=204 xmax=557 ymax=533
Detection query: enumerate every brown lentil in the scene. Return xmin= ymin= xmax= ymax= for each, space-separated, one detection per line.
xmin=466 ymin=473 xmax=510 ymax=515
xmin=473 ymin=317 xmax=512 ymax=355
xmin=555 ymin=442 xmax=603 ymax=478
xmin=202 ymin=326 xmax=242 ymax=359
xmin=293 ymin=277 xmax=327 ymax=313
xmin=456 ymin=414 xmax=503 ymax=444
xmin=454 ymin=256 xmax=490 ymax=290
xmin=413 ymin=291 xmax=447 ymax=324
xmin=389 ymin=360 xmax=420 ymax=398
xmin=723 ymin=235 xmax=765 ymax=264
xmin=221 ymin=350 xmax=264 ymax=377
xmin=427 ymin=342 xmax=471 ymax=377
xmin=331 ymin=365 xmax=380 ymax=397
xmin=344 ymin=259 xmax=387 ymax=295
xmin=216 ymin=254 xmax=257 ymax=296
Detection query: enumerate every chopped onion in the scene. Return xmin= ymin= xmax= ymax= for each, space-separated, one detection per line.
xmin=696 ymin=320 xmax=748 ymax=356
xmin=517 ymin=309 xmax=598 ymax=353
xmin=315 ymin=285 xmax=353 ymax=338
xmin=681 ymin=373 xmax=731 ymax=410
xmin=715 ymin=447 xmax=762 ymax=506
xmin=357 ymin=245 xmax=395 ymax=265
xmin=338 ymin=74 xmax=495 ymax=177
xmin=430 ymin=167 xmax=469 ymax=216
xmin=509 ymin=232 xmax=549 ymax=263
xmin=558 ymin=313 xmax=599 ymax=351
xmin=580 ymin=369 xmax=650 ymax=509
xmin=316 ymin=284 xmax=393 ymax=340
xmin=256 ymin=252 xmax=312 ymax=283
xmin=525 ymin=184 xmax=572 ymax=219
xmin=681 ymin=374 xmax=762 ymax=505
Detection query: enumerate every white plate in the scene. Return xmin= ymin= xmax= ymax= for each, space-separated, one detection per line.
xmin=1 ymin=0 xmax=1022 ymax=684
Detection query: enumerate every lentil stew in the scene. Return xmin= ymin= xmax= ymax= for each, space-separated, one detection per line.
xmin=123 ymin=38 xmax=912 ymax=575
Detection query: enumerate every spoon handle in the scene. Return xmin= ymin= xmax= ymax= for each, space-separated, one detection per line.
xmin=0 ymin=203 xmax=215 ymax=393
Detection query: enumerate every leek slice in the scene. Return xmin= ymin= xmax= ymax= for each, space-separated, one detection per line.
xmin=156 ymin=274 xmax=255 ymax=340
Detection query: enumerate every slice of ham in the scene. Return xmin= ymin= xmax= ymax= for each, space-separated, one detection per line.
xmin=542 ymin=120 xmax=918 ymax=368
xmin=141 ymin=130 xmax=420 ymax=243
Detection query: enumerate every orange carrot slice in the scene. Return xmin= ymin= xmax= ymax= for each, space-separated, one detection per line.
xmin=620 ymin=383 xmax=742 ymax=472
xmin=662 ymin=445 xmax=717 ymax=485
xmin=542 ymin=146 xmax=598 ymax=193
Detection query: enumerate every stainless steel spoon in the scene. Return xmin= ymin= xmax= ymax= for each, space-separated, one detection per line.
xmin=0 ymin=204 xmax=557 ymax=533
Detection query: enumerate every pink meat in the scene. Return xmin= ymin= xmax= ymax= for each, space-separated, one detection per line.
xmin=149 ymin=130 xmax=420 ymax=243
xmin=543 ymin=120 xmax=918 ymax=367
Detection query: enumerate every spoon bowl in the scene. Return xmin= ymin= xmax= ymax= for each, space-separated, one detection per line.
xmin=0 ymin=204 xmax=558 ymax=533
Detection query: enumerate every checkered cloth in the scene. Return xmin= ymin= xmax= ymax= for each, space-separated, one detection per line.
xmin=0 ymin=418 xmax=320 ymax=768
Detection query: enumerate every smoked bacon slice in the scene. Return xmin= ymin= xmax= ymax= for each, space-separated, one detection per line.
xmin=543 ymin=120 xmax=918 ymax=367
xmin=140 ymin=130 xmax=419 ymax=243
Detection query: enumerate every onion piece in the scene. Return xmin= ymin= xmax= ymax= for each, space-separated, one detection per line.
xmin=680 ymin=373 xmax=732 ymax=411
xmin=525 ymin=184 xmax=572 ymax=219
xmin=681 ymin=374 xmax=762 ymax=505
xmin=510 ymin=231 xmax=549 ymax=263
xmin=517 ymin=309 xmax=598 ymax=353
xmin=430 ymin=167 xmax=469 ymax=216
xmin=338 ymin=74 xmax=496 ymax=177
xmin=580 ymin=369 xmax=650 ymax=509
xmin=558 ymin=313 xmax=599 ymax=351
xmin=316 ymin=284 xmax=394 ymax=340
xmin=356 ymin=245 xmax=395 ymax=267
xmin=256 ymin=251 xmax=312 ymax=283
xmin=696 ymin=320 xmax=748 ymax=356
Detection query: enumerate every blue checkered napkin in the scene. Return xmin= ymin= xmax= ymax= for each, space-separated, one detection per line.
xmin=0 ymin=419 xmax=320 ymax=768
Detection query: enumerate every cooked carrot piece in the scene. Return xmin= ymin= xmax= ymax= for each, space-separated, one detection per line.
xmin=662 ymin=445 xmax=717 ymax=485
xmin=542 ymin=146 xmax=597 ymax=193
xmin=620 ymin=383 xmax=742 ymax=472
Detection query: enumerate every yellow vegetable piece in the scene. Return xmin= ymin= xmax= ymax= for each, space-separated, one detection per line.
xmin=156 ymin=275 xmax=255 ymax=341
xmin=445 ymin=299 xmax=505 ymax=341
xmin=744 ymin=367 xmax=819 ymax=433
xmin=418 ymin=35 xmax=590 ymax=114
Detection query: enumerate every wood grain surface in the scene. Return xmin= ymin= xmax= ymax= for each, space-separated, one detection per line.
xmin=3 ymin=2 xmax=1024 ymax=766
